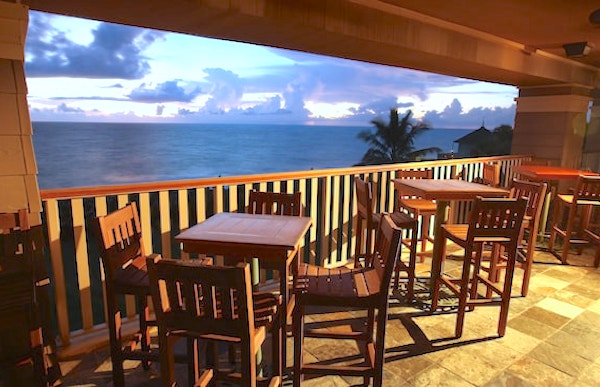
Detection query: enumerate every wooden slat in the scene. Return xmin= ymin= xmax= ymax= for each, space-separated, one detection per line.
xmin=139 ymin=192 xmax=152 ymax=255
xmin=178 ymin=189 xmax=190 ymax=260
xmin=94 ymin=197 xmax=109 ymax=325
xmin=118 ymin=194 xmax=137 ymax=316
xmin=159 ymin=191 xmax=171 ymax=259
xmin=71 ymin=198 xmax=94 ymax=330
xmin=44 ymin=198 xmax=70 ymax=345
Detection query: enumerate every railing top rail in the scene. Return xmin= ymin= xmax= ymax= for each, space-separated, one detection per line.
xmin=40 ymin=155 xmax=530 ymax=200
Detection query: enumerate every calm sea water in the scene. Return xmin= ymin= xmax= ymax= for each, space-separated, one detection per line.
xmin=32 ymin=122 xmax=471 ymax=189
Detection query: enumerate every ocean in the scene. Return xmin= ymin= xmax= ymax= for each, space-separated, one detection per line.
xmin=31 ymin=122 xmax=472 ymax=189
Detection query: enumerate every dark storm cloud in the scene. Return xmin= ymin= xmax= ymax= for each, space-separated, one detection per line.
xmin=128 ymin=80 xmax=202 ymax=102
xmin=25 ymin=11 xmax=162 ymax=79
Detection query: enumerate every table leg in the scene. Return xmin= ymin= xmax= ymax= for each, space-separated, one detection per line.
xmin=429 ymin=200 xmax=450 ymax=293
xmin=280 ymin=259 xmax=290 ymax=371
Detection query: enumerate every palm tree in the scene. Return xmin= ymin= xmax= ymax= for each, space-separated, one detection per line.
xmin=357 ymin=109 xmax=441 ymax=165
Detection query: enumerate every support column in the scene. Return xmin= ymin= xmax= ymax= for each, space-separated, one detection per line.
xmin=0 ymin=1 xmax=41 ymax=225
xmin=582 ymin=90 xmax=600 ymax=172
xmin=512 ymin=85 xmax=592 ymax=169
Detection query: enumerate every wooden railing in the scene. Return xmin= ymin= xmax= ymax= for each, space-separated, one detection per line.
xmin=39 ymin=155 xmax=530 ymax=354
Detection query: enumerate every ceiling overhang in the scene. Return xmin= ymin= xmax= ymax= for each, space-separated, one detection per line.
xmin=21 ymin=0 xmax=600 ymax=89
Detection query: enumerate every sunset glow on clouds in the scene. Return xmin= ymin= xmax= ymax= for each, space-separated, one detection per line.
xmin=25 ymin=11 xmax=518 ymax=129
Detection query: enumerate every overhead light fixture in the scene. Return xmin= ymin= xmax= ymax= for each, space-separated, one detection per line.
xmin=563 ymin=42 xmax=592 ymax=57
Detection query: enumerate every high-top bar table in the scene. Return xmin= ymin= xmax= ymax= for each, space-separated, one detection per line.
xmin=391 ymin=179 xmax=508 ymax=293
xmin=175 ymin=212 xmax=312 ymax=366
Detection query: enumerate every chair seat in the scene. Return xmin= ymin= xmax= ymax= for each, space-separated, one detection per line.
xmin=112 ymin=256 xmax=151 ymax=295
xmin=295 ymin=264 xmax=380 ymax=306
xmin=556 ymin=194 xmax=600 ymax=206
xmin=390 ymin=211 xmax=417 ymax=228
xmin=398 ymin=198 xmax=437 ymax=213
xmin=442 ymin=224 xmax=512 ymax=245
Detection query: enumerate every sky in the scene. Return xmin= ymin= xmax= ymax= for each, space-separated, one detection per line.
xmin=25 ymin=11 xmax=518 ymax=129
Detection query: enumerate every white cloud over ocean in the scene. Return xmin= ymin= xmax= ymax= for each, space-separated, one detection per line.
xmin=25 ymin=11 xmax=517 ymax=129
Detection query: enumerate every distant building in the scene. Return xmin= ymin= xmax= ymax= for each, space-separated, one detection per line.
xmin=452 ymin=125 xmax=493 ymax=158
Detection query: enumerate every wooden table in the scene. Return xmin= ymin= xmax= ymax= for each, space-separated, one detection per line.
xmin=512 ymin=165 xmax=598 ymax=181
xmin=391 ymin=179 xmax=508 ymax=293
xmin=175 ymin=212 xmax=312 ymax=364
xmin=513 ymin=165 xmax=599 ymax=240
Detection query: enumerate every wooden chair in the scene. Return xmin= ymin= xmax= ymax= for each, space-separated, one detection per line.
xmin=548 ymin=175 xmax=600 ymax=264
xmin=92 ymin=202 xmax=158 ymax=386
xmin=147 ymin=257 xmax=282 ymax=387
xmin=473 ymin=162 xmax=501 ymax=187
xmin=354 ymin=177 xmax=418 ymax=298
xmin=395 ymin=169 xmax=437 ymax=260
xmin=247 ymin=190 xmax=302 ymax=216
xmin=488 ymin=179 xmax=548 ymax=296
xmin=293 ymin=214 xmax=403 ymax=386
xmin=0 ymin=210 xmax=47 ymax=386
xmin=431 ymin=196 xmax=527 ymax=338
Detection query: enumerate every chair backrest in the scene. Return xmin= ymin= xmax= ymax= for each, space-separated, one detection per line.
xmin=572 ymin=175 xmax=600 ymax=204
xmin=93 ymin=202 xmax=146 ymax=281
xmin=355 ymin=176 xmax=376 ymax=223
xmin=466 ymin=196 xmax=527 ymax=247
xmin=395 ymin=169 xmax=433 ymax=197
xmin=509 ymin=179 xmax=548 ymax=220
xmin=474 ymin=163 xmax=500 ymax=187
xmin=147 ymin=257 xmax=254 ymax=343
xmin=247 ymin=190 xmax=302 ymax=216
xmin=370 ymin=213 xmax=403 ymax=292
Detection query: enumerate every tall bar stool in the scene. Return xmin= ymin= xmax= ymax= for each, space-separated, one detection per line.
xmin=432 ymin=196 xmax=527 ymax=337
xmin=293 ymin=214 xmax=404 ymax=386
xmin=354 ymin=176 xmax=418 ymax=298
xmin=395 ymin=169 xmax=437 ymax=261
xmin=147 ymin=257 xmax=282 ymax=386
xmin=548 ymin=175 xmax=600 ymax=264
xmin=488 ymin=179 xmax=547 ymax=296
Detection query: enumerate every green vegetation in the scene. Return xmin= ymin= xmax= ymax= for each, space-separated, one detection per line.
xmin=357 ymin=109 xmax=441 ymax=165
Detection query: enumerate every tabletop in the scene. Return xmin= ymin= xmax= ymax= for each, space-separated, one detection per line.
xmin=176 ymin=212 xmax=312 ymax=251
xmin=392 ymin=178 xmax=508 ymax=201
xmin=513 ymin=165 xmax=599 ymax=181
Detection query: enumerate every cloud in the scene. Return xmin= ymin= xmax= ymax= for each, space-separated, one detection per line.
xmin=25 ymin=11 xmax=163 ymax=79
xmin=56 ymin=103 xmax=84 ymax=113
xmin=128 ymin=80 xmax=202 ymax=102
xmin=423 ymin=98 xmax=516 ymax=129
xmin=200 ymin=68 xmax=244 ymax=113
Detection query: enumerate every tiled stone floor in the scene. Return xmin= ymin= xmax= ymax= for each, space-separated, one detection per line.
xmin=55 ymin=242 xmax=600 ymax=386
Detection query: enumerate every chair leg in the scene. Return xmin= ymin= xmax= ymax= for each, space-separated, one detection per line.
xmin=373 ymin=306 xmax=387 ymax=387
xmin=186 ymin=338 xmax=198 ymax=385
xmin=562 ymin=205 xmax=577 ymax=264
xmin=137 ymin=295 xmax=151 ymax=370
xmin=548 ymin=201 xmax=562 ymax=253
xmin=293 ymin=304 xmax=304 ymax=386
xmin=271 ymin=316 xmax=283 ymax=383
xmin=431 ymin=235 xmax=447 ymax=310
xmin=498 ymin=249 xmax=517 ymax=337
xmin=106 ymin=292 xmax=125 ymax=387
xmin=521 ymin=232 xmax=536 ymax=297
xmin=420 ymin=213 xmax=430 ymax=260
xmin=407 ymin=224 xmax=418 ymax=300
xmin=240 ymin=335 xmax=257 ymax=386
xmin=455 ymin=247 xmax=474 ymax=338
